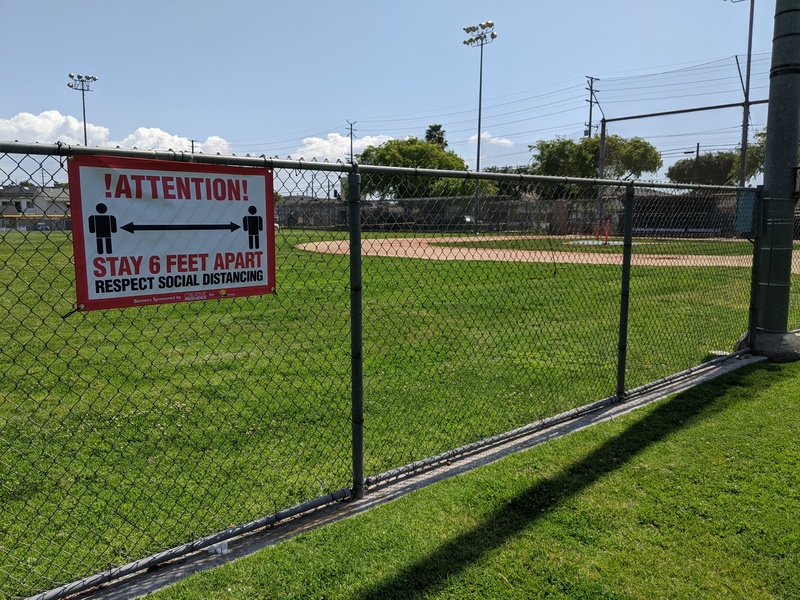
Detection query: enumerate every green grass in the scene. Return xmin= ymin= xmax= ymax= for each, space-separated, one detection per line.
xmin=151 ymin=360 xmax=800 ymax=600
xmin=0 ymin=228 xmax=780 ymax=597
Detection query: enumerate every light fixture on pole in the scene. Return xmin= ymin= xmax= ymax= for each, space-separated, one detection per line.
xmin=463 ymin=21 xmax=497 ymax=174
xmin=463 ymin=20 xmax=497 ymax=225
xmin=67 ymin=73 xmax=99 ymax=146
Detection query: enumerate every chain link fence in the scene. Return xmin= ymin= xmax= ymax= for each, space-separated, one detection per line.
xmin=0 ymin=142 xmax=767 ymax=598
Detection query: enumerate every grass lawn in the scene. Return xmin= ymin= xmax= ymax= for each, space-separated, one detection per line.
xmin=152 ymin=359 xmax=800 ymax=600
xmin=0 ymin=229 xmax=787 ymax=597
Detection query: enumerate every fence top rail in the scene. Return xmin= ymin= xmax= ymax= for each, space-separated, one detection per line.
xmin=353 ymin=163 xmax=750 ymax=193
xmin=0 ymin=141 xmax=352 ymax=174
xmin=1 ymin=140 xmax=753 ymax=194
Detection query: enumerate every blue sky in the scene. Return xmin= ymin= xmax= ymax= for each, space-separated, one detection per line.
xmin=0 ymin=0 xmax=777 ymax=180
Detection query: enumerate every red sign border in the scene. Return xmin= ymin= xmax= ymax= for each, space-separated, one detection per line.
xmin=68 ymin=155 xmax=275 ymax=311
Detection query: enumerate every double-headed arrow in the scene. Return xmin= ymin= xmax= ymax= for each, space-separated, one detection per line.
xmin=121 ymin=222 xmax=241 ymax=234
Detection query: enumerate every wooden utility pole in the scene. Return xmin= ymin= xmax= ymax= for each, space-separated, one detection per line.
xmin=586 ymin=76 xmax=599 ymax=137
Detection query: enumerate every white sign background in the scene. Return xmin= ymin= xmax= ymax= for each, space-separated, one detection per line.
xmin=68 ymin=155 xmax=274 ymax=310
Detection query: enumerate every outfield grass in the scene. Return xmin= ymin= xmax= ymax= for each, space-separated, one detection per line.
xmin=151 ymin=360 xmax=800 ymax=600
xmin=0 ymin=229 xmax=775 ymax=597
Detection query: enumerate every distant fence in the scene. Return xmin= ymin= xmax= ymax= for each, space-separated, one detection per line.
xmin=0 ymin=141 xmax=788 ymax=598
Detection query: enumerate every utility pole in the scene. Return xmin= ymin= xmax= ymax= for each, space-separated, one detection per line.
xmin=586 ymin=76 xmax=599 ymax=137
xmin=731 ymin=0 xmax=756 ymax=187
xmin=346 ymin=120 xmax=357 ymax=164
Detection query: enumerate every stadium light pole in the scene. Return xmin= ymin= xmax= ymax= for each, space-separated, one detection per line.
xmin=463 ymin=21 xmax=497 ymax=225
xmin=67 ymin=73 xmax=99 ymax=146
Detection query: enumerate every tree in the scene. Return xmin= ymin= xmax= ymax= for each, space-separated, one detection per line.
xmin=731 ymin=128 xmax=799 ymax=184
xmin=742 ymin=129 xmax=767 ymax=182
xmin=425 ymin=124 xmax=448 ymax=150
xmin=357 ymin=137 xmax=487 ymax=199
xmin=529 ymin=135 xmax=662 ymax=180
xmin=666 ymin=151 xmax=739 ymax=185
xmin=484 ymin=165 xmax=536 ymax=198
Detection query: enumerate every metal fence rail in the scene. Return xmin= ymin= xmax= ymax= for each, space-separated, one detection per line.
xmin=0 ymin=142 xmax=762 ymax=598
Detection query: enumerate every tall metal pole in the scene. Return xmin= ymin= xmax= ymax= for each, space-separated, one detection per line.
xmin=476 ymin=42 xmax=484 ymax=176
xmin=463 ymin=21 xmax=497 ymax=226
xmin=81 ymin=89 xmax=88 ymax=146
xmin=598 ymin=119 xmax=606 ymax=179
xmin=756 ymin=0 xmax=800 ymax=334
xmin=597 ymin=119 xmax=607 ymax=222
xmin=67 ymin=73 xmax=99 ymax=146
xmin=474 ymin=42 xmax=484 ymax=224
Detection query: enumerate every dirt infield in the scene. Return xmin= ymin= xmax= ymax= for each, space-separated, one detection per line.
xmin=298 ymin=236 xmax=760 ymax=269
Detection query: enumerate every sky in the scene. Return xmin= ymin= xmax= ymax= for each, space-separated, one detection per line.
xmin=0 ymin=0 xmax=778 ymax=181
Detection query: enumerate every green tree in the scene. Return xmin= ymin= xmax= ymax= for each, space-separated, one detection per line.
xmin=357 ymin=137 xmax=493 ymax=199
xmin=666 ymin=151 xmax=739 ymax=185
xmin=743 ymin=129 xmax=766 ymax=182
xmin=530 ymin=135 xmax=662 ymax=180
xmin=732 ymin=128 xmax=800 ymax=184
xmin=484 ymin=165 xmax=536 ymax=198
xmin=425 ymin=124 xmax=448 ymax=150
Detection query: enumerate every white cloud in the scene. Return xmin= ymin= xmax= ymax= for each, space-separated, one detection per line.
xmin=467 ymin=131 xmax=514 ymax=148
xmin=116 ymin=127 xmax=231 ymax=154
xmin=0 ymin=110 xmax=110 ymax=146
xmin=488 ymin=136 xmax=514 ymax=148
xmin=0 ymin=111 xmax=227 ymax=154
xmin=289 ymin=132 xmax=393 ymax=162
xmin=0 ymin=111 xmax=393 ymax=162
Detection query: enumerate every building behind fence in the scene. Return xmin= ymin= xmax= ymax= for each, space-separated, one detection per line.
xmin=1 ymin=142 xmax=797 ymax=599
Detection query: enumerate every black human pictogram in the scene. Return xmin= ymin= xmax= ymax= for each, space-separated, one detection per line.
xmin=243 ymin=205 xmax=263 ymax=250
xmin=88 ymin=203 xmax=117 ymax=254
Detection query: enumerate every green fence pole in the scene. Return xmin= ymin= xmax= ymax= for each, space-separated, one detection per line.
xmin=615 ymin=185 xmax=634 ymax=400
xmin=348 ymin=169 xmax=365 ymax=500
xmin=748 ymin=187 xmax=764 ymax=350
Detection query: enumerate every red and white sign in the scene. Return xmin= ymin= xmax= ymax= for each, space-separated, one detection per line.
xmin=68 ymin=155 xmax=275 ymax=310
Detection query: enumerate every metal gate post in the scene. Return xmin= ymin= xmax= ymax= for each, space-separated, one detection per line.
xmin=748 ymin=186 xmax=764 ymax=351
xmin=348 ymin=168 xmax=365 ymax=500
xmin=615 ymin=184 xmax=634 ymax=400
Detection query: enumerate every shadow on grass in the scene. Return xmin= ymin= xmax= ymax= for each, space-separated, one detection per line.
xmin=354 ymin=362 xmax=773 ymax=599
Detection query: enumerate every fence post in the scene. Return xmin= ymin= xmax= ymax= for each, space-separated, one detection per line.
xmin=615 ymin=184 xmax=634 ymax=400
xmin=348 ymin=168 xmax=365 ymax=500
xmin=755 ymin=0 xmax=800 ymax=336
xmin=748 ymin=186 xmax=764 ymax=351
